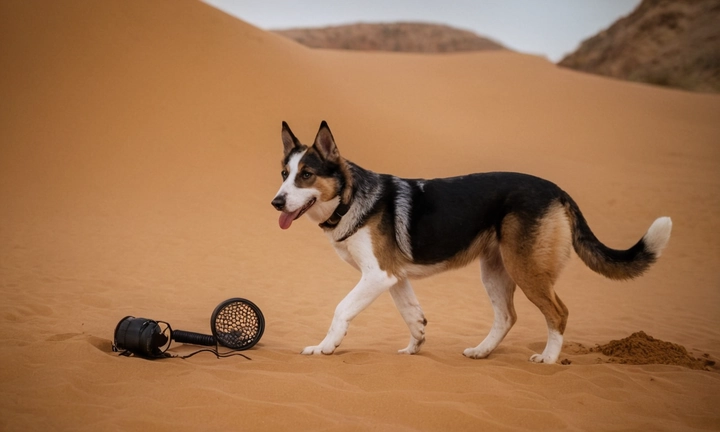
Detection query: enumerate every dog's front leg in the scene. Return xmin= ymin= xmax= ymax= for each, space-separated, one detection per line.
xmin=302 ymin=271 xmax=398 ymax=355
xmin=390 ymin=279 xmax=426 ymax=355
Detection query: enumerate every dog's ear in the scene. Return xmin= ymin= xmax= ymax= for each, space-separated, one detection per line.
xmin=281 ymin=121 xmax=301 ymax=157
xmin=313 ymin=121 xmax=340 ymax=163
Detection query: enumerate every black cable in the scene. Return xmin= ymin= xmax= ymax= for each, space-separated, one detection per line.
xmin=170 ymin=341 xmax=252 ymax=360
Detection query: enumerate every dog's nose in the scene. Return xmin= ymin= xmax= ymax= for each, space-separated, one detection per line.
xmin=271 ymin=195 xmax=286 ymax=211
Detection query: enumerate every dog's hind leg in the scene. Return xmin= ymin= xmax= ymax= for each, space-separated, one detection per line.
xmin=515 ymin=278 xmax=568 ymax=364
xmin=500 ymin=205 xmax=572 ymax=364
xmin=390 ymin=278 xmax=427 ymax=354
xmin=463 ymin=252 xmax=517 ymax=359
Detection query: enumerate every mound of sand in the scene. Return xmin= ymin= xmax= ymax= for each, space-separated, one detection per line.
xmin=588 ymin=332 xmax=717 ymax=371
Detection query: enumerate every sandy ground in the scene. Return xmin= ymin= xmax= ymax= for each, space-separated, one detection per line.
xmin=1 ymin=1 xmax=720 ymax=431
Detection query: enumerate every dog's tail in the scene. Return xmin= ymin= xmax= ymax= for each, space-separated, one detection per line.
xmin=562 ymin=194 xmax=672 ymax=280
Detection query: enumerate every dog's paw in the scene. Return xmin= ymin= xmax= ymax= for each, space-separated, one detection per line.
xmin=398 ymin=346 xmax=420 ymax=355
xmin=301 ymin=345 xmax=334 ymax=355
xmin=398 ymin=337 xmax=424 ymax=355
xmin=463 ymin=347 xmax=491 ymax=359
xmin=529 ymin=353 xmax=558 ymax=364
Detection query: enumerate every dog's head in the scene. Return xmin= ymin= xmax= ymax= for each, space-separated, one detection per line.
xmin=271 ymin=121 xmax=352 ymax=229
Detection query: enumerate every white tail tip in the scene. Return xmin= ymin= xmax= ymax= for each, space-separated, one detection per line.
xmin=644 ymin=217 xmax=672 ymax=257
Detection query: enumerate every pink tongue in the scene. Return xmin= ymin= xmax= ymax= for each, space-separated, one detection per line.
xmin=279 ymin=210 xmax=300 ymax=230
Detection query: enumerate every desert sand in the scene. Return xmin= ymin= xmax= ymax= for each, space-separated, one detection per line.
xmin=1 ymin=1 xmax=719 ymax=431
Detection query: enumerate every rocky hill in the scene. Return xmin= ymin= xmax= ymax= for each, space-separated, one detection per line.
xmin=559 ymin=0 xmax=720 ymax=93
xmin=273 ymin=22 xmax=506 ymax=53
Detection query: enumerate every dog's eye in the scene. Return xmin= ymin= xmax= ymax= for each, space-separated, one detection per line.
xmin=281 ymin=170 xmax=288 ymax=180
xmin=301 ymin=171 xmax=313 ymax=180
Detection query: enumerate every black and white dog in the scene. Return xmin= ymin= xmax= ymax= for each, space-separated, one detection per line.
xmin=271 ymin=121 xmax=672 ymax=363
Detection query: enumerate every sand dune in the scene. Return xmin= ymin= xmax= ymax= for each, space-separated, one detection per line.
xmin=273 ymin=22 xmax=506 ymax=53
xmin=1 ymin=1 xmax=719 ymax=430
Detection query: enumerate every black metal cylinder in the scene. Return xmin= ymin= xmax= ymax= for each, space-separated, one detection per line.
xmin=113 ymin=316 xmax=168 ymax=358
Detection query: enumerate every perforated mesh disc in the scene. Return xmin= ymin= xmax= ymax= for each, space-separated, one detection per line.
xmin=210 ymin=298 xmax=265 ymax=350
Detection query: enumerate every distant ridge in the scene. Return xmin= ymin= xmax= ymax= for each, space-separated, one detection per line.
xmin=273 ymin=22 xmax=506 ymax=53
xmin=559 ymin=0 xmax=720 ymax=93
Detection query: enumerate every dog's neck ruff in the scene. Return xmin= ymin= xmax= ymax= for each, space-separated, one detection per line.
xmin=319 ymin=166 xmax=354 ymax=231
xmin=319 ymin=199 xmax=352 ymax=229
xmin=319 ymin=161 xmax=383 ymax=243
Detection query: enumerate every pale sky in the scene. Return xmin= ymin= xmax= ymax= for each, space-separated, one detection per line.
xmin=203 ymin=0 xmax=641 ymax=62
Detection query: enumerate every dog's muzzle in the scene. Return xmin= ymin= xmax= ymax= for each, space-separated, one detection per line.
xmin=271 ymin=195 xmax=286 ymax=211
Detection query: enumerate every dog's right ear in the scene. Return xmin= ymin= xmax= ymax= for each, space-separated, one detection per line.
xmin=281 ymin=121 xmax=302 ymax=157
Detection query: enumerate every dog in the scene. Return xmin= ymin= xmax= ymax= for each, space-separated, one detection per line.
xmin=271 ymin=121 xmax=672 ymax=364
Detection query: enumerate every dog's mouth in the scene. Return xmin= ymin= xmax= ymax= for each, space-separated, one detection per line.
xmin=278 ymin=198 xmax=316 ymax=230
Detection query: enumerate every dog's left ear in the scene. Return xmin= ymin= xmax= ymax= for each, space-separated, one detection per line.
xmin=313 ymin=121 xmax=340 ymax=163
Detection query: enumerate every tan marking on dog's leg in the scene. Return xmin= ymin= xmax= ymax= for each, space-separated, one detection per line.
xmin=464 ymin=247 xmax=517 ymax=359
xmin=390 ymin=278 xmax=426 ymax=354
xmin=528 ymin=204 xmax=573 ymax=285
xmin=500 ymin=205 xmax=572 ymax=364
xmin=367 ymin=213 xmax=400 ymax=276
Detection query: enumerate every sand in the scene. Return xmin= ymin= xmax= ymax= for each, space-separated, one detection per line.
xmin=1 ymin=1 xmax=719 ymax=431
